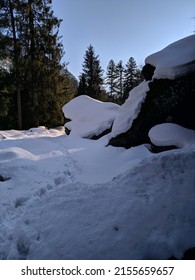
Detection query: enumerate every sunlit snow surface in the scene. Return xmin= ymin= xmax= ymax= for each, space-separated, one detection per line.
xmin=0 ymin=125 xmax=195 ymax=260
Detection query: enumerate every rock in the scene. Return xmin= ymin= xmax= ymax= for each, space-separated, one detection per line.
xmin=0 ymin=175 xmax=11 ymax=182
xmin=109 ymin=72 xmax=195 ymax=148
xmin=62 ymin=95 xmax=119 ymax=139
xmin=142 ymin=64 xmax=155 ymax=81
xmin=0 ymin=175 xmax=4 ymax=182
xmin=108 ymin=35 xmax=195 ymax=148
xmin=182 ymin=247 xmax=195 ymax=260
xmin=168 ymin=247 xmax=195 ymax=260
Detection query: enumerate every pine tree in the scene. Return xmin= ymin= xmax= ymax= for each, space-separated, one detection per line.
xmin=115 ymin=60 xmax=124 ymax=99
xmin=77 ymin=73 xmax=87 ymax=96
xmin=81 ymin=45 xmax=103 ymax=99
xmin=0 ymin=0 xmax=74 ymax=129
xmin=0 ymin=0 xmax=23 ymax=128
xmin=106 ymin=59 xmax=117 ymax=96
xmin=123 ymin=57 xmax=143 ymax=101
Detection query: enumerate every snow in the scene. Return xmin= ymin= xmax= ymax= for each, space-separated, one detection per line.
xmin=145 ymin=35 xmax=195 ymax=79
xmin=1 ymin=35 xmax=195 ymax=260
xmin=109 ymin=81 xmax=150 ymax=138
xmin=1 ymin=123 xmax=195 ymax=260
xmin=62 ymin=95 xmax=119 ymax=138
xmin=149 ymin=123 xmax=195 ymax=148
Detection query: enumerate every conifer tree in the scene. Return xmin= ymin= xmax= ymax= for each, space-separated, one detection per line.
xmin=124 ymin=57 xmax=137 ymax=94
xmin=0 ymin=0 xmax=74 ymax=129
xmin=81 ymin=45 xmax=103 ymax=99
xmin=106 ymin=59 xmax=117 ymax=96
xmin=0 ymin=0 xmax=23 ymax=128
xmin=123 ymin=57 xmax=143 ymax=100
xmin=77 ymin=73 xmax=87 ymax=96
xmin=115 ymin=60 xmax=124 ymax=99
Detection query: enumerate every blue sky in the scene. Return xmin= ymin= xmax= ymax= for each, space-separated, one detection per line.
xmin=52 ymin=0 xmax=194 ymax=79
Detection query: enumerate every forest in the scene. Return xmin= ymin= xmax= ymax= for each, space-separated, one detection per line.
xmin=0 ymin=0 xmax=142 ymax=130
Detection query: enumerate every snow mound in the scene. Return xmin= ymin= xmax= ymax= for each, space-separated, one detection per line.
xmin=145 ymin=35 xmax=195 ymax=79
xmin=0 ymin=147 xmax=36 ymax=162
xmin=149 ymin=123 xmax=195 ymax=148
xmin=62 ymin=95 xmax=119 ymax=138
xmin=0 ymin=126 xmax=64 ymax=140
xmin=109 ymin=81 xmax=149 ymax=138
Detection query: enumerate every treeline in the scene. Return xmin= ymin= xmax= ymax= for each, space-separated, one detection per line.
xmin=0 ymin=1 xmax=143 ymax=130
xmin=0 ymin=0 xmax=76 ymax=130
xmin=77 ymin=45 xmax=143 ymax=104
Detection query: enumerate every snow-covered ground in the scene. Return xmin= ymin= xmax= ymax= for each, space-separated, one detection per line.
xmin=1 ymin=35 xmax=195 ymax=260
xmin=0 ymin=123 xmax=195 ymax=260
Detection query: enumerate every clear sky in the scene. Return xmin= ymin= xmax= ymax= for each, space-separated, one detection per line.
xmin=52 ymin=0 xmax=194 ymax=79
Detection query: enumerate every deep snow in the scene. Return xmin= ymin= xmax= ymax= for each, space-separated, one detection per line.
xmin=0 ymin=124 xmax=195 ymax=260
xmin=1 ymin=34 xmax=195 ymax=260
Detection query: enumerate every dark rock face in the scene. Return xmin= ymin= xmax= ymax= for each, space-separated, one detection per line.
xmin=0 ymin=175 xmax=5 ymax=182
xmin=142 ymin=64 xmax=156 ymax=81
xmin=109 ymin=71 xmax=195 ymax=148
xmin=91 ymin=126 xmax=113 ymax=140
xmin=182 ymin=247 xmax=195 ymax=260
xmin=0 ymin=175 xmax=10 ymax=182
xmin=168 ymin=247 xmax=195 ymax=260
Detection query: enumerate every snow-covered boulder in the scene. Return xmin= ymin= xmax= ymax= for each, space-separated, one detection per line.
xmin=62 ymin=95 xmax=119 ymax=138
xmin=149 ymin=123 xmax=195 ymax=148
xmin=109 ymin=35 xmax=195 ymax=148
xmin=145 ymin=35 xmax=195 ymax=80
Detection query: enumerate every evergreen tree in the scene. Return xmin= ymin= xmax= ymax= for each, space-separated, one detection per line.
xmin=123 ymin=57 xmax=143 ymax=101
xmin=105 ymin=59 xmax=117 ymax=96
xmin=0 ymin=0 xmax=23 ymax=128
xmin=115 ymin=60 xmax=124 ymax=99
xmin=81 ymin=45 xmax=103 ymax=99
xmin=77 ymin=73 xmax=87 ymax=96
xmin=0 ymin=0 xmax=74 ymax=129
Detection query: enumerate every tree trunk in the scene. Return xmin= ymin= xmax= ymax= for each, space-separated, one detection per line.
xmin=9 ymin=0 xmax=22 ymax=129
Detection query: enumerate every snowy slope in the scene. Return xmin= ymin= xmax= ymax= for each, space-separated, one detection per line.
xmin=109 ymin=81 xmax=150 ymax=139
xmin=0 ymin=124 xmax=195 ymax=260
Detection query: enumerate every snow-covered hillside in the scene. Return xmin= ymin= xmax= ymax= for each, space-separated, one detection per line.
xmin=0 ymin=123 xmax=195 ymax=260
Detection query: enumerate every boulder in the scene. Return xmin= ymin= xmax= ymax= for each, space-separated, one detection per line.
xmin=0 ymin=175 xmax=4 ymax=182
xmin=108 ymin=35 xmax=195 ymax=148
xmin=62 ymin=95 xmax=119 ymax=139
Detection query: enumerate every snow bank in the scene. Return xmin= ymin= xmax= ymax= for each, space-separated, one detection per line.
xmin=62 ymin=95 xmax=119 ymax=138
xmin=145 ymin=35 xmax=195 ymax=79
xmin=149 ymin=123 xmax=195 ymax=148
xmin=109 ymin=81 xmax=149 ymax=138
